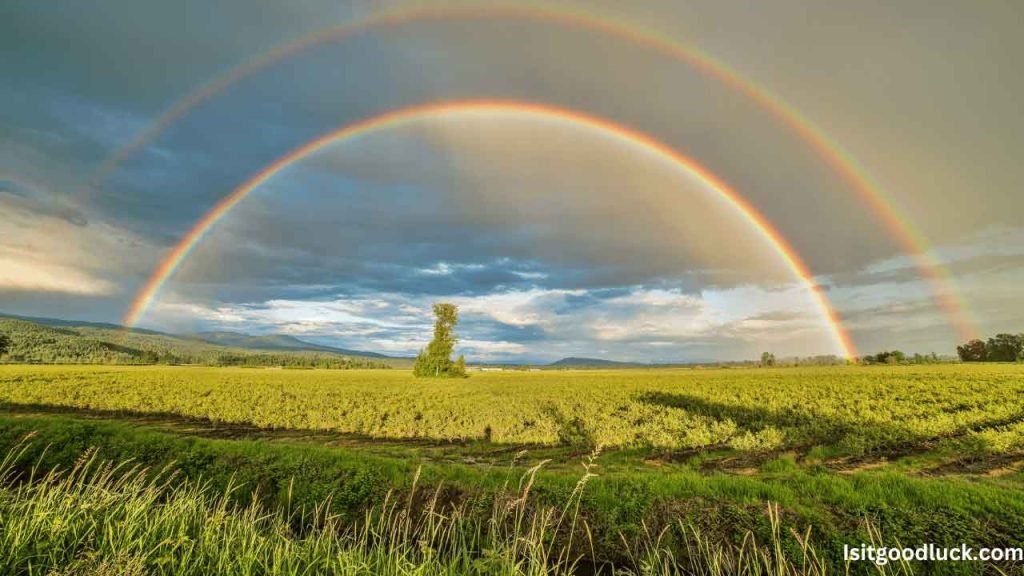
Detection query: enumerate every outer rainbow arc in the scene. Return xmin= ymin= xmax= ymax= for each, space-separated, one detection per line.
xmin=94 ymin=4 xmax=975 ymax=342
xmin=123 ymin=100 xmax=857 ymax=359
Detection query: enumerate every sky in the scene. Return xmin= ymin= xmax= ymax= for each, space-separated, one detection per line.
xmin=2 ymin=0 xmax=1022 ymax=363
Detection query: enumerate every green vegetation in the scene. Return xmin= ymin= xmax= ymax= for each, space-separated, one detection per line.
xmin=3 ymin=365 xmax=1023 ymax=454
xmin=413 ymin=303 xmax=467 ymax=378
xmin=0 ymin=409 xmax=1020 ymax=574
xmin=0 ymin=437 xmax=926 ymax=576
xmin=855 ymin=350 xmax=946 ymax=365
xmin=957 ymin=333 xmax=1024 ymax=362
xmin=0 ymin=364 xmax=1022 ymax=573
xmin=0 ymin=317 xmax=395 ymax=368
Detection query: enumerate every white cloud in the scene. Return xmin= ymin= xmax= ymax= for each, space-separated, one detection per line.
xmin=0 ymin=251 xmax=114 ymax=295
xmin=451 ymin=288 xmax=584 ymax=328
xmin=0 ymin=193 xmax=155 ymax=296
xmin=146 ymin=281 xmax=836 ymax=361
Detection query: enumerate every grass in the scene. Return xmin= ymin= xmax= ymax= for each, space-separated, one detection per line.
xmin=0 ymin=364 xmax=1022 ymax=574
xmin=1 ymin=364 xmax=1023 ymax=455
xmin=0 ymin=439 xmax=918 ymax=576
xmin=0 ymin=412 xmax=1020 ymax=574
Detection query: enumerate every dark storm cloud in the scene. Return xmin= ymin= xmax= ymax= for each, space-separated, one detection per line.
xmin=0 ymin=0 xmax=376 ymax=111
xmin=165 ymin=110 xmax=807 ymax=303
xmin=171 ymin=183 xmax=723 ymax=302
xmin=3 ymin=1 xmax=451 ymax=244
xmin=460 ymin=316 xmax=550 ymax=343
xmin=0 ymin=290 xmax=124 ymax=323
xmin=0 ymin=180 xmax=88 ymax=226
xmin=831 ymin=253 xmax=1024 ymax=292
xmin=4 ymin=5 xmax=889 ymax=275
xmin=0 ymin=2 xmax=925 ymax=292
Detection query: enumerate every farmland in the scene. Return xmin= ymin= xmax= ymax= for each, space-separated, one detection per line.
xmin=0 ymin=364 xmax=1023 ymax=574
xmin=1 ymin=364 xmax=1023 ymax=454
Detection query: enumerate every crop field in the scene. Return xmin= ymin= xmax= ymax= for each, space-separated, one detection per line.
xmin=1 ymin=364 xmax=1023 ymax=455
xmin=1 ymin=364 xmax=1023 ymax=575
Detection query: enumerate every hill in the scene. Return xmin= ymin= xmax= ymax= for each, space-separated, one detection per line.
xmin=0 ymin=313 xmax=168 ymax=335
xmin=547 ymin=356 xmax=647 ymax=368
xmin=0 ymin=315 xmax=400 ymax=368
xmin=192 ymin=331 xmax=393 ymax=358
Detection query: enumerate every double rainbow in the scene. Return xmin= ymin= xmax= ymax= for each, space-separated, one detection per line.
xmin=112 ymin=4 xmax=974 ymax=351
xmin=122 ymin=100 xmax=857 ymax=358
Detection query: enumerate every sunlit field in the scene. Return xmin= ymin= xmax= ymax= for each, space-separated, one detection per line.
xmin=2 ymin=364 xmax=1023 ymax=453
xmin=1 ymin=364 xmax=1023 ymax=574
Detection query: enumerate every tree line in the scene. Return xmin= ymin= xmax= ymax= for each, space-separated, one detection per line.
xmin=759 ymin=351 xmax=945 ymax=366
xmin=0 ymin=320 xmax=389 ymax=369
xmin=760 ymin=333 xmax=1024 ymax=366
xmin=859 ymin=350 xmax=944 ymax=365
xmin=956 ymin=333 xmax=1024 ymax=362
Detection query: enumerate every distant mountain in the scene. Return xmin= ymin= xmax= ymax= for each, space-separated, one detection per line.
xmin=0 ymin=313 xmax=402 ymax=368
xmin=547 ymin=357 xmax=646 ymax=368
xmin=0 ymin=312 xmax=167 ymax=335
xmin=192 ymin=331 xmax=394 ymax=359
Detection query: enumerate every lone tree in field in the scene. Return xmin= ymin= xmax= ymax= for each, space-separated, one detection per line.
xmin=760 ymin=352 xmax=776 ymax=367
xmin=414 ymin=303 xmax=467 ymax=378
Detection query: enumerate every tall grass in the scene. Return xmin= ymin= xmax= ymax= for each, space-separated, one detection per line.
xmin=0 ymin=441 xmax=915 ymax=576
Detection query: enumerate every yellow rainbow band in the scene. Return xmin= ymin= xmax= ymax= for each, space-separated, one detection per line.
xmin=123 ymin=100 xmax=857 ymax=358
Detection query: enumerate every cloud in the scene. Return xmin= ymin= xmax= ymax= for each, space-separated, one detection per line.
xmin=0 ymin=190 xmax=156 ymax=297
xmin=0 ymin=252 xmax=114 ymax=295
xmin=162 ymin=114 xmax=802 ymax=309
xmin=0 ymin=179 xmax=88 ymax=226
xmin=1 ymin=0 xmax=1022 ymax=360
xmin=146 ymin=280 xmax=838 ymax=362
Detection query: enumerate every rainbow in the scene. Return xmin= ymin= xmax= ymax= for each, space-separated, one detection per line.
xmin=123 ymin=100 xmax=857 ymax=358
xmin=95 ymin=4 xmax=975 ymax=341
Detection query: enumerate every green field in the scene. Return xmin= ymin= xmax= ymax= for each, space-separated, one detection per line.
xmin=3 ymin=364 xmax=1024 ymax=452
xmin=1 ymin=364 xmax=1022 ymax=574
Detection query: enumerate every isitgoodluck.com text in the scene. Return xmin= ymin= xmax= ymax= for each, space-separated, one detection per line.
xmin=845 ymin=544 xmax=1024 ymax=566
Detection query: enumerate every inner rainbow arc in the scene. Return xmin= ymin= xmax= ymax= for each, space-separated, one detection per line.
xmin=123 ymin=99 xmax=858 ymax=358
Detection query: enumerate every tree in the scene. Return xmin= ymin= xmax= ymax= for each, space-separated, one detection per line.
xmin=873 ymin=350 xmax=905 ymax=364
xmin=413 ymin=303 xmax=467 ymax=378
xmin=957 ymin=339 xmax=988 ymax=362
xmin=0 ymin=334 xmax=9 ymax=356
xmin=760 ymin=352 xmax=776 ymax=367
xmin=452 ymin=354 xmax=467 ymax=377
xmin=985 ymin=333 xmax=1024 ymax=362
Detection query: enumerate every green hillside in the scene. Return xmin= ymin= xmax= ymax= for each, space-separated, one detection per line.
xmin=0 ymin=317 xmax=400 ymax=368
xmin=192 ymin=331 xmax=394 ymax=358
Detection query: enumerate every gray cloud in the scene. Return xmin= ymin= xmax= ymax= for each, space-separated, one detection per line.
xmin=0 ymin=179 xmax=87 ymax=226
xmin=1 ymin=0 xmax=1022 ymax=359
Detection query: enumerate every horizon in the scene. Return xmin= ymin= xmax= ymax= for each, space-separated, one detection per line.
xmin=0 ymin=310 xmax=960 ymax=365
